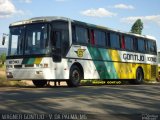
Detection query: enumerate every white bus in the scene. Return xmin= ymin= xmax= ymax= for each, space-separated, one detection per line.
xmin=3 ymin=16 xmax=158 ymax=87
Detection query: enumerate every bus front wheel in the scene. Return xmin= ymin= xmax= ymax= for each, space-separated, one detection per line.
xmin=32 ymin=80 xmax=47 ymax=87
xmin=67 ymin=66 xmax=82 ymax=87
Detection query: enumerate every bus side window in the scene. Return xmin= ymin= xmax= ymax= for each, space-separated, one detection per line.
xmin=94 ymin=30 xmax=106 ymax=47
xmin=138 ymin=39 xmax=145 ymax=52
xmin=52 ymin=21 xmax=69 ymax=57
xmin=72 ymin=25 xmax=76 ymax=44
xmin=148 ymin=40 xmax=157 ymax=54
xmin=147 ymin=40 xmax=151 ymax=53
xmin=125 ymin=36 xmax=134 ymax=51
xmin=152 ymin=41 xmax=157 ymax=54
xmin=106 ymin=32 xmax=110 ymax=47
xmin=110 ymin=32 xmax=120 ymax=49
xmin=145 ymin=40 xmax=148 ymax=52
xmin=54 ymin=31 xmax=61 ymax=49
xmin=90 ymin=29 xmax=95 ymax=45
xmin=121 ymin=35 xmax=125 ymax=49
xmin=51 ymin=30 xmax=61 ymax=53
xmin=61 ymin=30 xmax=69 ymax=56
xmin=133 ymin=38 xmax=138 ymax=51
xmin=75 ymin=26 xmax=88 ymax=44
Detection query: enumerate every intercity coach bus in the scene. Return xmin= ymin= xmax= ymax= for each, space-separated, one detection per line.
xmin=3 ymin=16 xmax=158 ymax=87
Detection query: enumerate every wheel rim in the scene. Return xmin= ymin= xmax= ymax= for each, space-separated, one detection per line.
xmin=72 ymin=69 xmax=80 ymax=84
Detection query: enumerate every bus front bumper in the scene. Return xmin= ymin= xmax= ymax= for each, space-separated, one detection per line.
xmin=6 ymin=68 xmax=69 ymax=80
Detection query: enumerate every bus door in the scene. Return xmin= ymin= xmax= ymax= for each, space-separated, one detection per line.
xmin=51 ymin=30 xmax=62 ymax=62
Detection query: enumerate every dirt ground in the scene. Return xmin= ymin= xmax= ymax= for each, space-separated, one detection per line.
xmin=0 ymin=69 xmax=5 ymax=77
xmin=0 ymin=85 xmax=160 ymax=120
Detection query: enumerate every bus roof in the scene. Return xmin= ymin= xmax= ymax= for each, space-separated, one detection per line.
xmin=10 ymin=16 xmax=70 ymax=26
xmin=10 ymin=16 xmax=156 ymax=41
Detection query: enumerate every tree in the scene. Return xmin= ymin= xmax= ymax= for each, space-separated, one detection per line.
xmin=130 ymin=19 xmax=143 ymax=35
xmin=0 ymin=53 xmax=6 ymax=65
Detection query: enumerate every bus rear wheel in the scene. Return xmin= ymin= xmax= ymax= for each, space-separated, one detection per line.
xmin=134 ymin=68 xmax=144 ymax=84
xmin=32 ymin=80 xmax=47 ymax=87
xmin=67 ymin=66 xmax=82 ymax=87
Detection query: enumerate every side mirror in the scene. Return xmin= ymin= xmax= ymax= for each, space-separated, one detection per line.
xmin=2 ymin=35 xmax=5 ymax=45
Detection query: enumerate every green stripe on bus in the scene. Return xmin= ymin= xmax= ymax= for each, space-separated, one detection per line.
xmin=27 ymin=58 xmax=36 ymax=64
xmin=22 ymin=58 xmax=36 ymax=64
xmin=87 ymin=46 xmax=119 ymax=79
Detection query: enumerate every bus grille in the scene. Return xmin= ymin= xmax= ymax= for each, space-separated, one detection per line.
xmin=151 ymin=65 xmax=156 ymax=78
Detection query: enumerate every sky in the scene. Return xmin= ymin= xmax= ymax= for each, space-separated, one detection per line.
xmin=0 ymin=0 xmax=160 ymax=50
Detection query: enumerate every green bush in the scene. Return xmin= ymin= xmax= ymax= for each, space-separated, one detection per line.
xmin=0 ymin=53 xmax=6 ymax=65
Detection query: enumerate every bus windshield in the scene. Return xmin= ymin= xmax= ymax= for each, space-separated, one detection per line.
xmin=8 ymin=23 xmax=50 ymax=56
xmin=8 ymin=26 xmax=25 ymax=56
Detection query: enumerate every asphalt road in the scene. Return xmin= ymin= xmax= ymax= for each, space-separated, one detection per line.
xmin=0 ymin=85 xmax=160 ymax=120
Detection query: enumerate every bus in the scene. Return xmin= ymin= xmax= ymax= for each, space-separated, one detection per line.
xmin=3 ymin=16 xmax=158 ymax=87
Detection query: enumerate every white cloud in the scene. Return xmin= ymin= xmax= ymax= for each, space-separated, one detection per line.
xmin=19 ymin=0 xmax=32 ymax=3
xmin=81 ymin=8 xmax=116 ymax=17
xmin=0 ymin=0 xmax=25 ymax=18
xmin=121 ymin=15 xmax=160 ymax=26
xmin=114 ymin=4 xmax=134 ymax=10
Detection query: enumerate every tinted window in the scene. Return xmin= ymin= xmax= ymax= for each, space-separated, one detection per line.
xmin=121 ymin=35 xmax=125 ymax=49
xmin=106 ymin=32 xmax=110 ymax=47
xmin=125 ymin=36 xmax=134 ymax=51
xmin=138 ymin=39 xmax=145 ymax=52
xmin=25 ymin=24 xmax=49 ymax=55
xmin=9 ymin=26 xmax=25 ymax=56
xmin=75 ymin=26 xmax=88 ymax=44
xmin=147 ymin=40 xmax=157 ymax=54
xmin=53 ymin=31 xmax=61 ymax=49
xmin=133 ymin=38 xmax=138 ymax=51
xmin=125 ymin=36 xmax=133 ymax=50
xmin=52 ymin=21 xmax=69 ymax=56
xmin=90 ymin=29 xmax=95 ymax=45
xmin=94 ymin=30 xmax=106 ymax=47
xmin=153 ymin=41 xmax=157 ymax=53
xmin=110 ymin=33 xmax=120 ymax=49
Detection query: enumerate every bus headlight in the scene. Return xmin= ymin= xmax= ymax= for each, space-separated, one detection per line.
xmin=6 ymin=72 xmax=13 ymax=78
xmin=35 ymin=63 xmax=48 ymax=68
xmin=44 ymin=63 xmax=48 ymax=68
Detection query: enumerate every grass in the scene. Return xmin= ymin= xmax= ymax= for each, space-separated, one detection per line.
xmin=0 ymin=64 xmax=27 ymax=87
xmin=0 ymin=64 xmax=5 ymax=70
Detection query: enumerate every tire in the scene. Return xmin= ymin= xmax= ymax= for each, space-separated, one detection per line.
xmin=67 ymin=66 xmax=83 ymax=87
xmin=32 ymin=80 xmax=47 ymax=87
xmin=134 ymin=68 xmax=144 ymax=84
